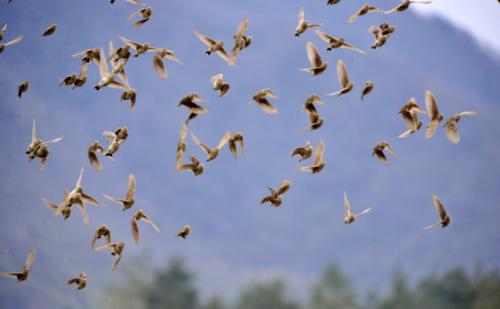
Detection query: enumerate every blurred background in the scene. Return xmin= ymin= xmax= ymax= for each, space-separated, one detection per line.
xmin=1 ymin=0 xmax=499 ymax=308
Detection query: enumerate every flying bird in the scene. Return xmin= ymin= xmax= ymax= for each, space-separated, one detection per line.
xmin=295 ymin=7 xmax=320 ymax=37
xmin=385 ymin=0 xmax=432 ymax=14
xmin=315 ymin=30 xmax=366 ymax=54
xmin=228 ymin=132 xmax=244 ymax=158
xmin=94 ymin=48 xmax=124 ymax=90
xmin=424 ymin=195 xmax=451 ymax=229
xmin=176 ymin=155 xmax=204 ymax=176
xmin=291 ymin=142 xmax=313 ymax=162
xmin=194 ymin=31 xmax=230 ymax=63
xmin=360 ymin=81 xmax=374 ymax=100
xmin=299 ymin=140 xmax=326 ymax=174
xmin=17 ymin=80 xmax=29 ymax=99
xmin=368 ymin=24 xmax=396 ymax=49
xmin=424 ymin=90 xmax=444 ymax=139
xmin=42 ymin=23 xmax=57 ymax=37
xmin=301 ymin=95 xmax=324 ymax=131
xmin=326 ymin=0 xmax=341 ymax=5
xmin=301 ymin=42 xmax=328 ymax=76
xmin=230 ymin=18 xmax=252 ymax=65
xmin=87 ymin=141 xmax=105 ymax=171
xmin=210 ymin=74 xmax=230 ymax=97
xmin=178 ymin=93 xmax=208 ymax=116
xmin=372 ymin=141 xmax=397 ymax=165
xmin=251 ymin=88 xmax=278 ymax=114
xmin=128 ymin=7 xmax=152 ymax=27
xmin=443 ymin=111 xmax=476 ymax=144
xmin=177 ymin=225 xmax=191 ymax=239
xmin=103 ymin=174 xmax=136 ymax=211
xmin=25 ymin=118 xmax=63 ymax=171
xmin=260 ymin=180 xmax=291 ymax=207
xmin=191 ymin=131 xmax=231 ymax=161
xmin=152 ymin=48 xmax=181 ymax=79
xmin=327 ymin=60 xmax=353 ymax=97
xmin=0 ymin=248 xmax=36 ymax=282
xmin=66 ymin=273 xmax=87 ymax=290
xmin=347 ymin=4 xmax=385 ymax=24
xmin=343 ymin=192 xmax=372 ymax=224
xmin=0 ymin=35 xmax=22 ymax=55
xmin=102 ymin=127 xmax=128 ymax=157
xmin=131 ymin=209 xmax=160 ymax=244
xmin=91 ymin=224 xmax=112 ymax=250
xmin=398 ymin=97 xmax=426 ymax=138
xmin=95 ymin=242 xmax=125 ymax=271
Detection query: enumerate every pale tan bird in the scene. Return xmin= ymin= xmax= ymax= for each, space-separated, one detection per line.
xmin=315 ymin=30 xmax=366 ymax=54
xmin=230 ymin=18 xmax=251 ymax=65
xmin=424 ymin=195 xmax=451 ymax=229
xmin=176 ymin=123 xmax=188 ymax=167
xmin=42 ymin=23 xmax=57 ymax=37
xmin=114 ymin=70 xmax=137 ymax=110
xmin=95 ymin=242 xmax=125 ymax=271
xmin=372 ymin=141 xmax=397 ymax=165
xmin=251 ymin=88 xmax=278 ymax=114
xmin=210 ymin=74 xmax=230 ymax=97
xmin=343 ymin=192 xmax=372 ymax=224
xmin=94 ymin=48 xmax=124 ymax=91
xmin=0 ymin=34 xmax=22 ymax=55
xmin=176 ymin=155 xmax=204 ymax=176
xmin=369 ymin=26 xmax=389 ymax=49
xmin=301 ymin=42 xmax=328 ymax=76
xmin=347 ymin=4 xmax=385 ymax=24
xmin=103 ymin=174 xmax=136 ymax=211
xmin=299 ymin=140 xmax=326 ymax=174
xmin=301 ymin=94 xmax=324 ymax=131
xmin=152 ymin=48 xmax=182 ymax=80
xmin=128 ymin=7 xmax=152 ymax=27
xmin=72 ymin=47 xmax=101 ymax=66
xmin=0 ymin=248 xmax=36 ymax=282
xmin=260 ymin=180 xmax=291 ymax=207
xmin=26 ymin=118 xmax=63 ymax=171
xmin=291 ymin=142 xmax=313 ymax=162
xmin=327 ymin=60 xmax=353 ymax=97
xmin=398 ymin=97 xmax=426 ymax=138
xmin=443 ymin=111 xmax=476 ymax=144
xmin=18 ymin=80 xmax=29 ymax=99
xmin=91 ymin=224 xmax=112 ymax=250
xmin=0 ymin=24 xmax=6 ymax=41
xmin=228 ymin=132 xmax=244 ymax=158
xmin=191 ymin=131 xmax=231 ymax=162
xmin=379 ymin=23 xmax=396 ymax=36
xmin=103 ymin=127 xmax=128 ymax=156
xmin=43 ymin=194 xmax=71 ymax=220
xmin=60 ymin=74 xmax=77 ymax=87
xmin=118 ymin=35 xmax=158 ymax=57
xmin=360 ymin=81 xmax=374 ymax=100
xmin=108 ymin=41 xmax=132 ymax=65
xmin=295 ymin=7 xmax=321 ymax=37
xmin=66 ymin=273 xmax=87 ymax=290
xmin=385 ymin=0 xmax=432 ymax=14
xmin=178 ymin=92 xmax=208 ymax=116
xmin=87 ymin=141 xmax=105 ymax=171
xmin=424 ymin=90 xmax=444 ymax=139
xmin=327 ymin=0 xmax=341 ymax=5
xmin=194 ymin=31 xmax=230 ymax=63
xmin=131 ymin=209 xmax=160 ymax=244
xmin=176 ymin=225 xmax=191 ymax=239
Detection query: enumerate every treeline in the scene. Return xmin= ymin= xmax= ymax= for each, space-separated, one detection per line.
xmin=101 ymin=256 xmax=500 ymax=309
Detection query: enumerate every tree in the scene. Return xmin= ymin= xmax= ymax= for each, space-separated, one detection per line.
xmin=379 ymin=270 xmax=415 ymax=309
xmin=235 ymin=278 xmax=301 ymax=309
xmin=308 ymin=264 xmax=358 ymax=309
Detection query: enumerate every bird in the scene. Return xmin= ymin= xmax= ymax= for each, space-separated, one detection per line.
xmin=368 ymin=24 xmax=396 ymax=49
xmin=66 ymin=273 xmax=87 ymax=290
xmin=178 ymin=93 xmax=208 ymax=116
xmin=301 ymin=94 xmax=324 ymax=131
xmin=95 ymin=242 xmax=125 ymax=271
xmin=115 ymin=70 xmax=137 ymax=110
xmin=103 ymin=174 xmax=136 ymax=211
xmin=315 ymin=30 xmax=366 ymax=54
xmin=131 ymin=209 xmax=160 ymax=244
xmin=424 ymin=90 xmax=444 ymax=139
xmin=443 ymin=111 xmax=477 ymax=144
xmin=42 ymin=23 xmax=57 ymax=37
xmin=398 ymin=97 xmax=426 ymax=138
xmin=87 ymin=141 xmax=105 ymax=171
xmin=191 ymin=131 xmax=231 ymax=161
xmin=327 ymin=60 xmax=353 ymax=97
xmin=152 ymin=48 xmax=182 ymax=80
xmin=230 ymin=18 xmax=251 ymax=65
xmin=25 ymin=118 xmax=63 ymax=171
xmin=72 ymin=48 xmax=101 ymax=67
xmin=343 ymin=192 xmax=372 ymax=224
xmin=385 ymin=0 xmax=432 ymax=14
xmin=228 ymin=132 xmax=244 ymax=158
xmin=43 ymin=193 xmax=71 ymax=220
xmin=108 ymin=41 xmax=132 ymax=65
xmin=347 ymin=4 xmax=385 ymax=24
xmin=251 ymin=89 xmax=278 ymax=114
xmin=128 ymin=7 xmax=152 ymax=27
xmin=0 ymin=35 xmax=22 ymax=55
xmin=177 ymin=225 xmax=191 ymax=239
xmin=0 ymin=23 xmax=6 ymax=41
xmin=94 ymin=48 xmax=124 ymax=90
xmin=326 ymin=0 xmax=341 ymax=5
xmin=372 ymin=141 xmax=397 ymax=165
xmin=295 ymin=7 xmax=320 ymax=37
xmin=424 ymin=195 xmax=451 ymax=229
xmin=118 ymin=35 xmax=158 ymax=58
xmin=210 ymin=74 xmax=230 ymax=97
xmin=291 ymin=142 xmax=313 ymax=162
xmin=176 ymin=155 xmax=204 ymax=176
xmin=91 ymin=224 xmax=112 ymax=250
xmin=379 ymin=23 xmax=396 ymax=36
xmin=59 ymin=74 xmax=78 ymax=87
xmin=260 ymin=180 xmax=291 ymax=207
xmin=299 ymin=140 xmax=326 ymax=174
xmin=0 ymin=248 xmax=36 ymax=282
xmin=102 ymin=127 xmax=128 ymax=157
xmin=300 ymin=42 xmax=328 ymax=76
xmin=194 ymin=31 xmax=230 ymax=63
xmin=17 ymin=80 xmax=29 ymax=99
xmin=360 ymin=81 xmax=374 ymax=100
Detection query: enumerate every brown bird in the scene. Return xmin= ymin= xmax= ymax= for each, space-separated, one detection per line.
xmin=228 ymin=132 xmax=244 ymax=158
xmin=368 ymin=24 xmax=396 ymax=49
xmin=301 ymin=94 xmax=324 ymax=131
xmin=424 ymin=90 xmax=444 ymax=139
xmin=131 ymin=209 xmax=160 ymax=244
xmin=385 ymin=0 xmax=432 ymax=14
xmin=299 ymin=140 xmax=326 ymax=174
xmin=176 ymin=155 xmax=204 ymax=176
xmin=347 ymin=4 xmax=386 ymax=24
xmin=360 ymin=81 xmax=374 ymax=100
xmin=295 ymin=7 xmax=321 ymax=37
xmin=118 ymin=35 xmax=158 ymax=58
xmin=230 ymin=18 xmax=252 ymax=65
xmin=191 ymin=131 xmax=231 ymax=161
xmin=95 ymin=242 xmax=125 ymax=271
xmin=210 ymin=73 xmax=230 ymax=97
xmin=152 ymin=48 xmax=182 ymax=80
xmin=343 ymin=192 xmax=372 ymax=224
xmin=300 ymin=42 xmax=328 ymax=76
xmin=424 ymin=195 xmax=451 ymax=229
xmin=17 ymin=80 xmax=29 ymax=99
xmin=444 ymin=111 xmax=476 ymax=144
xmin=372 ymin=141 xmax=397 ymax=165
xmin=42 ymin=23 xmax=57 ymax=37
xmin=0 ymin=34 xmax=23 ymax=55
xmin=251 ymin=89 xmax=278 ymax=114
xmin=327 ymin=0 xmax=341 ymax=5
xmin=43 ymin=192 xmax=71 ymax=220
xmin=398 ymin=97 xmax=426 ymax=138
xmin=91 ymin=224 xmax=112 ymax=250
xmin=103 ymin=174 xmax=136 ymax=211
xmin=260 ymin=180 xmax=291 ymax=207
xmin=103 ymin=127 xmax=128 ymax=157
xmin=194 ymin=31 xmax=230 ymax=63
xmin=128 ymin=7 xmax=152 ymax=28
xmin=315 ymin=30 xmax=366 ymax=54
xmin=25 ymin=118 xmax=64 ymax=171
xmin=328 ymin=60 xmax=353 ymax=97
xmin=66 ymin=273 xmax=87 ymax=290
xmin=177 ymin=225 xmax=191 ymax=239
xmin=178 ymin=93 xmax=208 ymax=116
xmin=87 ymin=141 xmax=105 ymax=171
xmin=0 ymin=248 xmax=36 ymax=282
xmin=291 ymin=142 xmax=313 ymax=162
xmin=379 ymin=23 xmax=396 ymax=36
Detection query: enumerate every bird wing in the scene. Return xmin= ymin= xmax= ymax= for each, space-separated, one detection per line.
xmin=42 ymin=136 xmax=63 ymax=145
xmin=153 ymin=54 xmax=167 ymax=79
xmin=313 ymin=140 xmax=325 ymax=166
xmin=315 ymin=30 xmax=335 ymax=43
xmin=75 ymin=167 xmax=84 ymax=188
xmin=306 ymin=41 xmax=323 ymax=68
xmin=141 ymin=215 xmax=161 ymax=233
xmin=343 ymin=192 xmax=351 ymax=216
xmin=31 ymin=118 xmax=37 ymax=141
xmin=81 ymin=193 xmax=104 ymax=207
xmin=256 ymin=98 xmax=278 ymax=114
xmin=234 ymin=18 xmax=249 ymax=43
xmin=5 ymin=35 xmax=23 ymax=47
xmin=97 ymin=48 xmax=110 ymax=78
xmin=194 ymin=31 xmax=216 ymax=47
xmin=425 ymin=90 xmax=440 ymax=120
xmin=298 ymin=6 xmax=305 ymax=24
xmin=112 ymin=254 xmax=122 ymax=272
xmin=126 ymin=174 xmax=136 ymax=201
xmin=433 ymin=195 xmax=447 ymax=221
xmin=102 ymin=131 xmax=117 ymax=145
xmin=75 ymin=200 xmax=89 ymax=225
xmin=216 ymin=131 xmax=231 ymax=150
xmin=190 ymin=133 xmax=211 ymax=155
xmin=23 ymin=248 xmax=36 ymax=271
xmin=337 ymin=60 xmax=350 ymax=89
xmin=131 ymin=219 xmax=140 ymax=243
xmin=444 ymin=121 xmax=459 ymax=144
xmin=118 ymin=35 xmax=141 ymax=49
